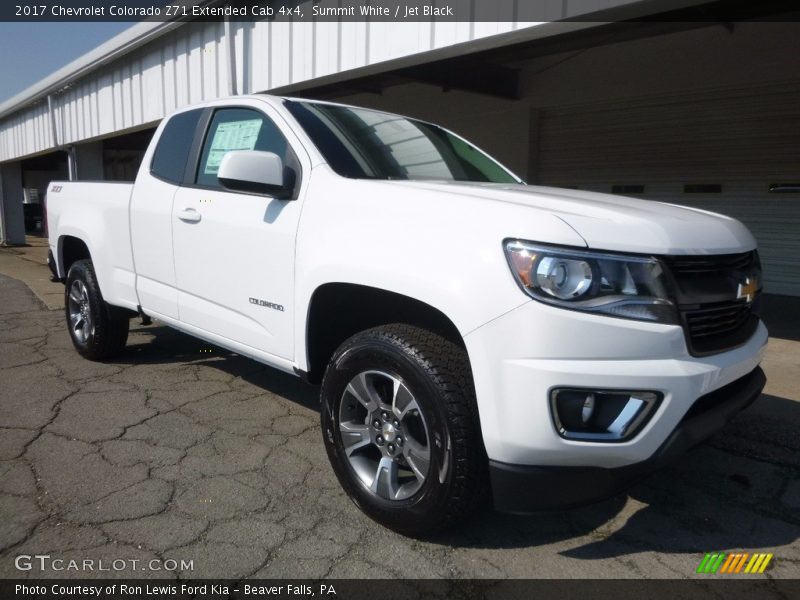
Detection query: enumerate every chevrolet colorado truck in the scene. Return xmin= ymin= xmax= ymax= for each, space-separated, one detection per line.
xmin=46 ymin=95 xmax=767 ymax=535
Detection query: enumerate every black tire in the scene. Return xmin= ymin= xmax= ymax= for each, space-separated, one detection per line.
xmin=321 ymin=324 xmax=487 ymax=536
xmin=64 ymin=259 xmax=129 ymax=360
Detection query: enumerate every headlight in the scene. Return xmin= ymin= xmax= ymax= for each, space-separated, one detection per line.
xmin=504 ymin=240 xmax=677 ymax=324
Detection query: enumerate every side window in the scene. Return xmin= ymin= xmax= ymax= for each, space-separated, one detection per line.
xmin=150 ymin=109 xmax=203 ymax=184
xmin=195 ymin=108 xmax=295 ymax=190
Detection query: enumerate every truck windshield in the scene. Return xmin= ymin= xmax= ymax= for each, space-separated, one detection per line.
xmin=284 ymin=100 xmax=520 ymax=184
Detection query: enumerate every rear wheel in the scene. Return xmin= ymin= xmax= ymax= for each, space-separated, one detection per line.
xmin=321 ymin=324 xmax=487 ymax=536
xmin=65 ymin=259 xmax=129 ymax=360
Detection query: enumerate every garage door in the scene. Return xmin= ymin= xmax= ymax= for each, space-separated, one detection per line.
xmin=536 ymin=81 xmax=800 ymax=296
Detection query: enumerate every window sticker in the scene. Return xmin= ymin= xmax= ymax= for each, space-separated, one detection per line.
xmin=204 ymin=118 xmax=263 ymax=175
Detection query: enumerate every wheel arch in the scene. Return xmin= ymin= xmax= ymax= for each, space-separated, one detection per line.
xmin=58 ymin=235 xmax=92 ymax=278
xmin=303 ymin=282 xmax=465 ymax=385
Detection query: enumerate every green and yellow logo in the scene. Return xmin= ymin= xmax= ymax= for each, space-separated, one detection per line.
xmin=697 ymin=552 xmax=773 ymax=574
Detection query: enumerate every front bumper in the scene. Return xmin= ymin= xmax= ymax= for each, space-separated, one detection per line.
xmin=463 ymin=297 xmax=768 ymax=511
xmin=489 ymin=366 xmax=765 ymax=512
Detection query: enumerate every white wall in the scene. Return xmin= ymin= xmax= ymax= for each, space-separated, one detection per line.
xmin=0 ymin=18 xmax=543 ymax=163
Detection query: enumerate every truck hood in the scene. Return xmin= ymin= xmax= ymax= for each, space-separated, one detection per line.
xmin=387 ymin=180 xmax=756 ymax=255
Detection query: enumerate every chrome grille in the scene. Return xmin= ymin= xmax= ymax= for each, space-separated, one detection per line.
xmin=662 ymin=251 xmax=761 ymax=356
xmin=667 ymin=252 xmax=755 ymax=277
xmin=685 ymin=301 xmax=753 ymax=338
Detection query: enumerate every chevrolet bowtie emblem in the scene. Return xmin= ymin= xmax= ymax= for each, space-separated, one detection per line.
xmin=737 ymin=277 xmax=758 ymax=303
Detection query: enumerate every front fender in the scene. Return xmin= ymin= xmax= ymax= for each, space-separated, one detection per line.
xmin=292 ymin=168 xmax=587 ymax=371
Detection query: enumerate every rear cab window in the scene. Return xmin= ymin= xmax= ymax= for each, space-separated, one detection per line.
xmin=150 ymin=109 xmax=204 ymax=184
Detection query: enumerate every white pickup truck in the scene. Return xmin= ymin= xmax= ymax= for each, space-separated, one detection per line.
xmin=46 ymin=95 xmax=767 ymax=535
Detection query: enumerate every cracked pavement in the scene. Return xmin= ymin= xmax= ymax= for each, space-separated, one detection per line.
xmin=0 ymin=272 xmax=798 ymax=579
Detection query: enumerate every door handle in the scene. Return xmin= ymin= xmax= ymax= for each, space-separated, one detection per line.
xmin=177 ymin=208 xmax=202 ymax=223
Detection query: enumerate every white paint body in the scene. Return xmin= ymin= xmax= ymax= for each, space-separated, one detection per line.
xmin=45 ymin=95 xmax=766 ymax=469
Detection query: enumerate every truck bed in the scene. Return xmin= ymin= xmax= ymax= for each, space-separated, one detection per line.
xmin=46 ymin=181 xmax=138 ymax=311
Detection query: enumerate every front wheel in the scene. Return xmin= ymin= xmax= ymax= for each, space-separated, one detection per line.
xmin=321 ymin=324 xmax=487 ymax=536
xmin=65 ymin=259 xmax=129 ymax=360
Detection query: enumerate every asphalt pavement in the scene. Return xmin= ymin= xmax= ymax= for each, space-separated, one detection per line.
xmin=0 ymin=268 xmax=798 ymax=580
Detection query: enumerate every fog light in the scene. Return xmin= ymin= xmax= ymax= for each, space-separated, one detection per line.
xmin=581 ymin=393 xmax=595 ymax=424
xmin=550 ymin=388 xmax=661 ymax=442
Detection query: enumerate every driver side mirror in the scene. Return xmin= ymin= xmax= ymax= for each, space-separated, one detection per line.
xmin=217 ymin=150 xmax=295 ymax=198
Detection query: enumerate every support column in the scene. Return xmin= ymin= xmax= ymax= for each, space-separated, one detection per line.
xmin=0 ymin=161 xmax=26 ymax=245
